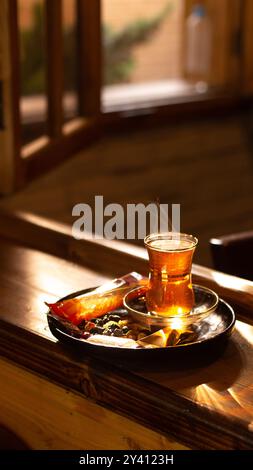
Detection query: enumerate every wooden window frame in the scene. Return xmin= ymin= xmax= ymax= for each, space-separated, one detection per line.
xmin=2 ymin=0 xmax=252 ymax=193
xmin=6 ymin=0 xmax=101 ymax=188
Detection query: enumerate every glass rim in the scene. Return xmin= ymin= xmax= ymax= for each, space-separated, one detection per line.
xmin=144 ymin=232 xmax=198 ymax=252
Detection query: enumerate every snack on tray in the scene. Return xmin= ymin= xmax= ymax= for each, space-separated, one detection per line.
xmin=86 ymin=335 xmax=138 ymax=349
xmin=77 ymin=309 xmax=151 ymax=341
xmin=46 ymin=272 xmax=148 ymax=325
xmin=46 ymin=272 xmax=192 ymax=348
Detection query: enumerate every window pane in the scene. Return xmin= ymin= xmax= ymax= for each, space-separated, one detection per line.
xmin=18 ymin=0 xmax=47 ymax=145
xmin=102 ymin=0 xmax=186 ymax=111
xmin=62 ymin=0 xmax=79 ymax=122
xmin=101 ymin=0 xmax=212 ymax=112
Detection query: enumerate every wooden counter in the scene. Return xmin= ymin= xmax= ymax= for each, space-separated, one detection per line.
xmin=0 ymin=211 xmax=253 ymax=450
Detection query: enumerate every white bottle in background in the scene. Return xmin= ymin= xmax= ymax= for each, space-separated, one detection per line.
xmin=185 ymin=4 xmax=212 ymax=79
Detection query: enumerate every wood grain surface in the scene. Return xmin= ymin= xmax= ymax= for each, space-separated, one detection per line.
xmin=0 ymin=357 xmax=187 ymax=450
xmin=0 ymin=222 xmax=253 ymax=449
xmin=0 ymin=212 xmax=253 ymax=449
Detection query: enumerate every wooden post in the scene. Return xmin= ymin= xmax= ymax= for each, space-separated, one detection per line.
xmin=242 ymin=0 xmax=253 ymax=94
xmin=77 ymin=0 xmax=101 ymax=118
xmin=45 ymin=0 xmax=63 ymax=138
xmin=0 ymin=0 xmax=23 ymax=193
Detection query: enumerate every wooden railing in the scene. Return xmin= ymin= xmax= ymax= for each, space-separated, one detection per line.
xmin=2 ymin=0 xmax=101 ymax=191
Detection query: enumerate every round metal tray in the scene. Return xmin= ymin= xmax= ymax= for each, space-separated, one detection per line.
xmin=47 ymin=287 xmax=236 ymax=359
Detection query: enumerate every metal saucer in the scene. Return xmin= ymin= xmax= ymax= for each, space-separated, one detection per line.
xmin=123 ymin=284 xmax=219 ymax=328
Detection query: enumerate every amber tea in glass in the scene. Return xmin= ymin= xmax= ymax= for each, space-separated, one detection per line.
xmin=144 ymin=232 xmax=198 ymax=317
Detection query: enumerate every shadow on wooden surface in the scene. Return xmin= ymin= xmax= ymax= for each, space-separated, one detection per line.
xmin=0 ymin=425 xmax=30 ymax=450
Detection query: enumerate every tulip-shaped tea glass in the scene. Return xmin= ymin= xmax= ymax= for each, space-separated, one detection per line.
xmin=144 ymin=232 xmax=198 ymax=317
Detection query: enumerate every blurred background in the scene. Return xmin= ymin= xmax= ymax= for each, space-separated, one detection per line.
xmin=0 ymin=0 xmax=253 ymax=268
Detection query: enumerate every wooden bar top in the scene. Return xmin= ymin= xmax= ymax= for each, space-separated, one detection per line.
xmin=0 ymin=211 xmax=253 ymax=450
